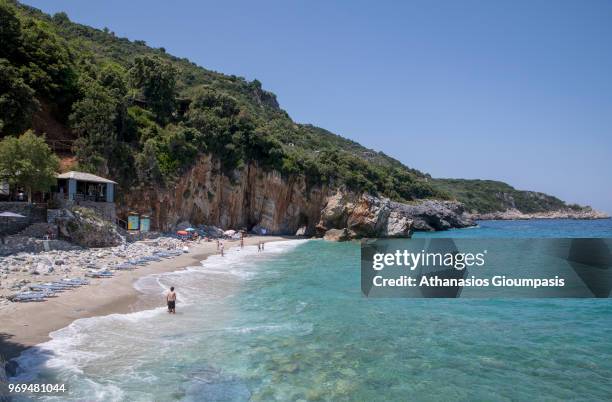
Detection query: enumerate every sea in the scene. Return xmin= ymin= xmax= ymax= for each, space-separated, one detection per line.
xmin=9 ymin=219 xmax=612 ymax=401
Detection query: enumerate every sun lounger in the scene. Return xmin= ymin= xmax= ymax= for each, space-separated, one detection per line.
xmin=113 ymin=263 xmax=135 ymax=270
xmin=58 ymin=278 xmax=89 ymax=286
xmin=85 ymin=270 xmax=114 ymax=278
xmin=10 ymin=291 xmax=52 ymax=302
xmin=11 ymin=295 xmax=46 ymax=302
xmin=29 ymin=284 xmax=65 ymax=292
xmin=153 ymin=251 xmax=172 ymax=258
xmin=140 ymin=255 xmax=161 ymax=262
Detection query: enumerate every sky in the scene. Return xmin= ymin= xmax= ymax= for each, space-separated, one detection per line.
xmin=23 ymin=0 xmax=612 ymax=213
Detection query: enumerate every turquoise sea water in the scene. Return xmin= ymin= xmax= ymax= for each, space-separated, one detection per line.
xmin=11 ymin=219 xmax=612 ymax=401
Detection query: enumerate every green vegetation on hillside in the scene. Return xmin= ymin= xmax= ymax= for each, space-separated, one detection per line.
xmin=0 ymin=0 xmax=446 ymax=203
xmin=432 ymin=179 xmax=581 ymax=214
xmin=0 ymin=0 xmax=588 ymax=214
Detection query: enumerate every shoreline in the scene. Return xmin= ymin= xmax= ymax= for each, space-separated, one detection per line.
xmin=468 ymin=210 xmax=610 ymax=221
xmin=0 ymin=235 xmax=292 ymax=363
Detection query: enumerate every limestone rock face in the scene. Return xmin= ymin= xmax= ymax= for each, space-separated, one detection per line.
xmin=346 ymin=194 xmax=390 ymax=237
xmin=392 ymin=200 xmax=474 ymax=231
xmin=121 ymin=156 xmax=328 ymax=235
xmin=383 ymin=210 xmax=413 ymax=237
xmin=319 ymin=191 xmax=353 ymax=229
xmin=57 ymin=207 xmax=123 ymax=248
xmin=323 ymin=228 xmax=352 ymax=242
xmin=119 ymin=155 xmax=474 ymax=237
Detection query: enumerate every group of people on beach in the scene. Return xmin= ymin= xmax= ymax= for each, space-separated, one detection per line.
xmin=166 ymin=237 xmax=267 ymax=313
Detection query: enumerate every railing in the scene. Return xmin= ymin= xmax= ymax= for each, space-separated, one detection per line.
xmin=46 ymin=139 xmax=75 ymax=153
xmin=74 ymin=193 xmax=107 ymax=202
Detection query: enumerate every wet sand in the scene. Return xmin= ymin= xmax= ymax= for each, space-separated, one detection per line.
xmin=0 ymin=236 xmax=289 ymax=361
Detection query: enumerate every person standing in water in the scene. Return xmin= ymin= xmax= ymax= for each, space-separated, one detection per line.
xmin=166 ymin=286 xmax=176 ymax=314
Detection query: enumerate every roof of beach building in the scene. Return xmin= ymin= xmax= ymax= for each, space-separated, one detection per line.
xmin=56 ymin=171 xmax=117 ymax=184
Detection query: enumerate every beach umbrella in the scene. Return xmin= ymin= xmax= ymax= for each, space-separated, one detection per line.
xmin=185 ymin=227 xmax=196 ymax=232
xmin=0 ymin=211 xmax=26 ymax=218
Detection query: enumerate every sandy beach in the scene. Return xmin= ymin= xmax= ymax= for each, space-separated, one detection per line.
xmin=0 ymin=235 xmax=289 ymax=362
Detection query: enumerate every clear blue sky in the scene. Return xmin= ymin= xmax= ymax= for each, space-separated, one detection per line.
xmin=24 ymin=0 xmax=612 ymax=213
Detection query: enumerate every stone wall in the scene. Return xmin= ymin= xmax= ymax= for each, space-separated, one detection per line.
xmin=0 ymin=236 xmax=80 ymax=256
xmin=78 ymin=201 xmax=116 ymax=222
xmin=0 ymin=202 xmax=47 ymax=235
xmin=52 ymin=196 xmax=116 ymax=222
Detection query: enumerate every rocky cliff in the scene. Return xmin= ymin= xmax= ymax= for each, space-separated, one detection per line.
xmin=121 ymin=156 xmax=329 ymax=235
xmin=119 ymin=155 xmax=475 ymax=238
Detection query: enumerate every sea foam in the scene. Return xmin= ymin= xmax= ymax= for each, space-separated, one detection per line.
xmin=11 ymin=239 xmax=307 ymax=397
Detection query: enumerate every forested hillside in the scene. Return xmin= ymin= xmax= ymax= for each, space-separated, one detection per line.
xmin=0 ymin=0 xmax=590 ymax=214
xmin=431 ymin=179 xmax=581 ymax=214
xmin=0 ymin=0 xmax=443 ymax=203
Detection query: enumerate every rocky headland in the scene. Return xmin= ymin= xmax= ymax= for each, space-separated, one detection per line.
xmin=469 ymin=207 xmax=610 ymax=221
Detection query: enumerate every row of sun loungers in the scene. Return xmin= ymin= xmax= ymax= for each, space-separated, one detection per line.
xmin=9 ymin=250 xmax=184 ymax=302
xmin=85 ymin=270 xmax=114 ymax=278
xmin=9 ymin=278 xmax=90 ymax=302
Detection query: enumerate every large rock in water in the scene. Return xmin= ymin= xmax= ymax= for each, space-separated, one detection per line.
xmin=346 ymin=194 xmax=390 ymax=237
xmin=57 ymin=207 xmax=123 ymax=247
xmin=392 ymin=200 xmax=474 ymax=231
xmin=317 ymin=192 xmax=414 ymax=240
xmin=316 ymin=192 xmax=475 ymax=240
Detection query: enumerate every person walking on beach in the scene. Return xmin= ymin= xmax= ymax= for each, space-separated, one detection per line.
xmin=220 ymin=241 xmax=224 ymax=257
xmin=166 ymin=287 xmax=176 ymax=314
xmin=240 ymin=233 xmax=244 ymax=249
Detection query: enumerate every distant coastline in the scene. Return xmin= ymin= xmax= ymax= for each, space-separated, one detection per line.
xmin=467 ymin=208 xmax=610 ymax=221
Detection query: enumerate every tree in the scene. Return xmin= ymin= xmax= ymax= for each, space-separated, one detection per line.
xmin=18 ymin=18 xmax=77 ymax=100
xmin=69 ymin=77 xmax=118 ymax=175
xmin=0 ymin=59 xmax=39 ymax=135
xmin=135 ymin=139 xmax=163 ymax=184
xmin=0 ymin=130 xmax=59 ymax=202
xmin=128 ymin=56 xmax=176 ymax=124
xmin=0 ymin=1 xmax=22 ymax=60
